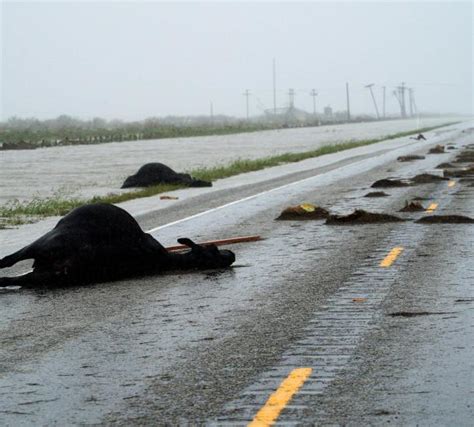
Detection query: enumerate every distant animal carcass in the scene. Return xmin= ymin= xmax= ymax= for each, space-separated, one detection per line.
xmin=0 ymin=203 xmax=235 ymax=288
xmin=409 ymin=133 xmax=426 ymax=141
xmin=121 ymin=163 xmax=212 ymax=188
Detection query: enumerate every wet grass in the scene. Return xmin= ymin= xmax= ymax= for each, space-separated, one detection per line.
xmin=0 ymin=123 xmax=455 ymax=226
xmin=0 ymin=184 xmax=182 ymax=227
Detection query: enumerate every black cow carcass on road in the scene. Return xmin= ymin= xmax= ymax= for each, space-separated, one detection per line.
xmin=121 ymin=163 xmax=212 ymax=188
xmin=0 ymin=203 xmax=235 ymax=288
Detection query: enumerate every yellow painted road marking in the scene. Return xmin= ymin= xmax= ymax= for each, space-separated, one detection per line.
xmin=380 ymin=247 xmax=404 ymax=267
xmin=426 ymin=203 xmax=438 ymax=213
xmin=248 ymin=368 xmax=312 ymax=427
xmin=448 ymin=180 xmax=456 ymax=188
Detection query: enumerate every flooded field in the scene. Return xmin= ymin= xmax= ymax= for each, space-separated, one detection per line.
xmin=0 ymin=117 xmax=462 ymax=205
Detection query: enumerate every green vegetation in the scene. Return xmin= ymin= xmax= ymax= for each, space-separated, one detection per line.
xmin=0 ymin=117 xmax=281 ymax=150
xmin=0 ymin=123 xmax=456 ymax=227
xmin=191 ymin=124 xmax=456 ymax=181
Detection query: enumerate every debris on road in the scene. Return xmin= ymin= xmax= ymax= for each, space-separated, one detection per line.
xmin=364 ymin=191 xmax=390 ymax=197
xmin=371 ymin=178 xmax=410 ymax=188
xmin=411 ymin=173 xmax=449 ymax=184
xmin=454 ymin=149 xmax=474 ymax=163
xmin=275 ymin=203 xmax=329 ymax=220
xmin=160 ymin=195 xmax=180 ymax=200
xmin=443 ymin=165 xmax=474 ymax=178
xmin=427 ymin=144 xmax=445 ymax=154
xmin=388 ymin=311 xmax=453 ymax=317
xmin=416 ymin=215 xmax=474 ymax=224
xmin=397 ymin=155 xmax=425 ymax=162
xmin=436 ymin=162 xmax=456 ymax=168
xmin=326 ymin=209 xmax=406 ymax=225
xmin=399 ymin=201 xmax=425 ymax=212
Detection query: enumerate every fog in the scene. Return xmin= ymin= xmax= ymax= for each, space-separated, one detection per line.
xmin=1 ymin=1 xmax=472 ymax=120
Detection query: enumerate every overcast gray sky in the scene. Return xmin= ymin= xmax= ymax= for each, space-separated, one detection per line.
xmin=1 ymin=1 xmax=472 ymax=121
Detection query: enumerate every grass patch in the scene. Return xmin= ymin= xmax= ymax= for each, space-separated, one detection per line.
xmin=0 ymin=123 xmax=456 ymax=226
xmin=191 ymin=124 xmax=455 ymax=181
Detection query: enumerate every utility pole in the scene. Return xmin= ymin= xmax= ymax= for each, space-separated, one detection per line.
xmin=243 ymin=89 xmax=251 ymax=120
xmin=346 ymin=82 xmax=351 ymax=121
xmin=210 ymin=101 xmax=214 ymax=122
xmin=411 ymin=89 xmax=418 ymax=116
xmin=408 ymin=88 xmax=417 ymax=117
xmin=365 ymin=84 xmax=380 ymax=119
xmin=382 ymin=86 xmax=386 ymax=118
xmin=273 ymin=58 xmax=277 ymax=115
xmin=396 ymin=82 xmax=407 ymax=118
xmin=288 ymin=88 xmax=295 ymax=109
xmin=310 ymin=89 xmax=318 ymax=115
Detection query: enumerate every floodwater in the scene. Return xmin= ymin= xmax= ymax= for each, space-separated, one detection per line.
xmin=0 ymin=117 xmax=459 ymax=205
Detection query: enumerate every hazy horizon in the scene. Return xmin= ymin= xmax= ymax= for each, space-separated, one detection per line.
xmin=1 ymin=1 xmax=472 ymax=121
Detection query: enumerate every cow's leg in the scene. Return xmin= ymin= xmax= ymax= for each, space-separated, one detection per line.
xmin=0 ymin=246 xmax=33 ymax=269
xmin=0 ymin=271 xmax=59 ymax=288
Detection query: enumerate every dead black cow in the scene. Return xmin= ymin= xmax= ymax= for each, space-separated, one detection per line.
xmin=0 ymin=203 xmax=235 ymax=288
xmin=409 ymin=133 xmax=426 ymax=141
xmin=121 ymin=163 xmax=212 ymax=188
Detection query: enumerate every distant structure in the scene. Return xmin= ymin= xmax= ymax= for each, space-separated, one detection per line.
xmin=324 ymin=105 xmax=333 ymax=119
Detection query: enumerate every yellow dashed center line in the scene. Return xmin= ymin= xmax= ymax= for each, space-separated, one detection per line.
xmin=448 ymin=180 xmax=456 ymax=188
xmin=426 ymin=203 xmax=438 ymax=213
xmin=248 ymin=367 xmax=312 ymax=427
xmin=380 ymin=247 xmax=404 ymax=267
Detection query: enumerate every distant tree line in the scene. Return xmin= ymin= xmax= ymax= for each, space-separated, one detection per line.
xmin=0 ymin=114 xmax=281 ymax=150
xmin=0 ymin=112 xmax=386 ymax=150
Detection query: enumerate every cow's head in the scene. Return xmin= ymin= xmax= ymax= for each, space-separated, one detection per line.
xmin=177 ymin=238 xmax=235 ymax=269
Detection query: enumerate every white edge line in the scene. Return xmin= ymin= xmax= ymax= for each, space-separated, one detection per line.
xmin=146 ymin=154 xmax=374 ymax=234
xmin=145 ymin=135 xmax=455 ymax=234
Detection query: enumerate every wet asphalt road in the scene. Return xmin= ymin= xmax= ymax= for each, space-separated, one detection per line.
xmin=0 ymin=124 xmax=473 ymax=425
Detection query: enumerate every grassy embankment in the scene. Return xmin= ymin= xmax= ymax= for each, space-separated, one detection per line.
xmin=0 ymin=123 xmax=456 ymax=227
xmin=0 ymin=122 xmax=280 ymax=149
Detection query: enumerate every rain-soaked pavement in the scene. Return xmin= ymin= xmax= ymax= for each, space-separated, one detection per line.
xmin=0 ymin=120 xmax=473 ymax=425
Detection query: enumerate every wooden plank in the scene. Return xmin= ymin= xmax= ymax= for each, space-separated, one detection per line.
xmin=166 ymin=235 xmax=262 ymax=252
